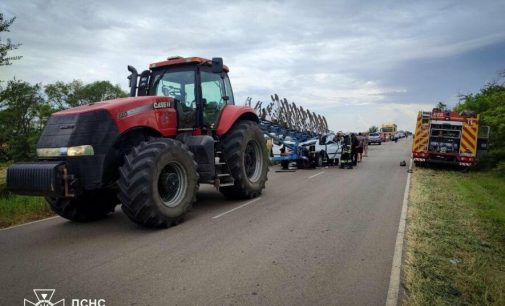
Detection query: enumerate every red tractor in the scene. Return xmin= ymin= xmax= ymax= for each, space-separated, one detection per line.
xmin=7 ymin=56 xmax=269 ymax=228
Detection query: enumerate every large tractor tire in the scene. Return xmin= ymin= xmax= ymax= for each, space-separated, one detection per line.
xmin=118 ymin=138 xmax=198 ymax=228
xmin=219 ymin=120 xmax=269 ymax=199
xmin=46 ymin=189 xmax=118 ymax=222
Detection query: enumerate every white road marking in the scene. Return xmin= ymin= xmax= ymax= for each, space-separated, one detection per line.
xmin=308 ymin=171 xmax=325 ymax=179
xmin=212 ymin=197 xmax=262 ymax=219
xmin=386 ymin=158 xmax=413 ymax=306
xmin=0 ymin=216 xmax=59 ymax=232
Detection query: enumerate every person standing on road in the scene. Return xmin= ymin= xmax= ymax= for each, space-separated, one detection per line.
xmin=357 ymin=133 xmax=364 ymax=162
xmin=351 ymin=133 xmax=360 ymax=166
xmin=363 ymin=132 xmax=369 ymax=157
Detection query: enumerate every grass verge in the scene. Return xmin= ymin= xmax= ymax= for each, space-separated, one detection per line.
xmin=0 ymin=164 xmax=54 ymax=228
xmin=404 ymin=168 xmax=505 ymax=305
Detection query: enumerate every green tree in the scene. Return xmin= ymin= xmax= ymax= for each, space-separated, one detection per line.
xmin=0 ymin=13 xmax=22 ymax=66
xmin=368 ymin=125 xmax=378 ymax=133
xmin=0 ymin=80 xmax=49 ymax=161
xmin=45 ymin=80 xmax=127 ymax=109
xmin=44 ymin=80 xmax=84 ymax=110
xmin=454 ymin=79 xmax=505 ymax=172
xmin=78 ymin=80 xmax=128 ymax=104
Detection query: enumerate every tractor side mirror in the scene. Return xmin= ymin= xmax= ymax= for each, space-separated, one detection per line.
xmin=211 ymin=57 xmax=223 ymax=73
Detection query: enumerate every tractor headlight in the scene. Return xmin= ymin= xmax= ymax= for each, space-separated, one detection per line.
xmin=37 ymin=145 xmax=94 ymax=157
xmin=67 ymin=145 xmax=94 ymax=156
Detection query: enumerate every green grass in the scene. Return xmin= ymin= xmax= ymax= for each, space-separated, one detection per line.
xmin=456 ymin=173 xmax=505 ymax=228
xmin=0 ymin=163 xmax=53 ymax=228
xmin=404 ymin=168 xmax=505 ymax=305
xmin=0 ymin=195 xmax=53 ymax=228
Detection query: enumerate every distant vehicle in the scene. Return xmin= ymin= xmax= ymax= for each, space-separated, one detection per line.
xmin=368 ymin=132 xmax=382 ymax=145
xmin=380 ymin=122 xmax=397 ymax=141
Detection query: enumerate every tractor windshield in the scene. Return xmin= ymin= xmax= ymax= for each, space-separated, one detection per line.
xmin=149 ymin=67 xmax=196 ymax=110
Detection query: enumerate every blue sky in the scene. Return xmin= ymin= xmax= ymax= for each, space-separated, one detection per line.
xmin=1 ymin=0 xmax=504 ymax=132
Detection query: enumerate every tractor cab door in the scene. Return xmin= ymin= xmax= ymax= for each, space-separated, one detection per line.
xmin=200 ymin=68 xmax=234 ymax=129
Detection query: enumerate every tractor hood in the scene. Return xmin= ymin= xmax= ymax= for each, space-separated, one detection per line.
xmin=54 ymin=96 xmax=174 ymax=117
xmin=48 ymin=96 xmax=177 ymax=136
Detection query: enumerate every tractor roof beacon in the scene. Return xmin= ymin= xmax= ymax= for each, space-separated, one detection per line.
xmin=6 ymin=56 xmax=269 ymax=228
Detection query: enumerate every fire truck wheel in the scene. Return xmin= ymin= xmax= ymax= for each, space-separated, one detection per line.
xmin=46 ymin=189 xmax=118 ymax=222
xmin=220 ymin=120 xmax=269 ymax=199
xmin=118 ymin=138 xmax=198 ymax=228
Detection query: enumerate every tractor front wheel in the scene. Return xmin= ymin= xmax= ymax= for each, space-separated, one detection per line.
xmin=118 ymin=139 xmax=198 ymax=228
xmin=220 ymin=121 xmax=269 ymax=199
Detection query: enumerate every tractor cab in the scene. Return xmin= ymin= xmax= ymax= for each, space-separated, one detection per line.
xmin=128 ymin=56 xmax=235 ymax=131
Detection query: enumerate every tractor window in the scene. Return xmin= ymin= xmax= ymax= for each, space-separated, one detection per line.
xmin=201 ymin=71 xmax=226 ymax=126
xmin=151 ymin=69 xmax=196 ymax=109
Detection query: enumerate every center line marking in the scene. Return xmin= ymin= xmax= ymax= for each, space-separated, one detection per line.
xmin=308 ymin=171 xmax=325 ymax=179
xmin=212 ymin=197 xmax=262 ymax=219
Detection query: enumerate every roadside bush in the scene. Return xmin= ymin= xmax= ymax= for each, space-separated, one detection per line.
xmin=454 ymin=77 xmax=505 ymax=171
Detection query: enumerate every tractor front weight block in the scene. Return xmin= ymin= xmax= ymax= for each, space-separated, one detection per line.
xmin=6 ymin=161 xmax=72 ymax=197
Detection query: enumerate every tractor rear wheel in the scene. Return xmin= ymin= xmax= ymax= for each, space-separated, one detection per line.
xmin=46 ymin=189 xmax=118 ymax=222
xmin=118 ymin=138 xmax=198 ymax=228
xmin=219 ymin=121 xmax=268 ymax=199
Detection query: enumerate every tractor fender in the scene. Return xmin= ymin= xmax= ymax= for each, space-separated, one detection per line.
xmin=215 ymin=105 xmax=258 ymax=136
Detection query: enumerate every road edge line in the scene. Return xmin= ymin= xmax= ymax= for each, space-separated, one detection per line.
xmin=385 ymin=158 xmax=413 ymax=306
xmin=0 ymin=215 xmax=59 ymax=232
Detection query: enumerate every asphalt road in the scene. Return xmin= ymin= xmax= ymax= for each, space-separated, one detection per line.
xmin=0 ymin=139 xmax=411 ymax=306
